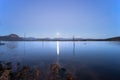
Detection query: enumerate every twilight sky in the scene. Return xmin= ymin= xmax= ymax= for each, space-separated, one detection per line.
xmin=0 ymin=0 xmax=120 ymax=38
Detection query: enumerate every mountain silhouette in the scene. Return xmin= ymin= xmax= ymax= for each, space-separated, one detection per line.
xmin=0 ymin=34 xmax=120 ymax=41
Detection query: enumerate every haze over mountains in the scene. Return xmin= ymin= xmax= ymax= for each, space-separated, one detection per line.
xmin=0 ymin=34 xmax=120 ymax=41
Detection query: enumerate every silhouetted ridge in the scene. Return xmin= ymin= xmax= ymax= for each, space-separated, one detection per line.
xmin=0 ymin=34 xmax=120 ymax=41
xmin=106 ymin=37 xmax=120 ymax=41
xmin=0 ymin=34 xmax=22 ymax=41
xmin=8 ymin=34 xmax=19 ymax=38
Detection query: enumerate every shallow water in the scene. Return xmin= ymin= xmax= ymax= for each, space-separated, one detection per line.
xmin=0 ymin=41 xmax=120 ymax=80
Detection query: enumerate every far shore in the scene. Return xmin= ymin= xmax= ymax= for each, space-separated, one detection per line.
xmin=1 ymin=40 xmax=120 ymax=42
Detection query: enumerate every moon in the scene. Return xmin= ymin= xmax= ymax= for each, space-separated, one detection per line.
xmin=56 ymin=32 xmax=60 ymax=36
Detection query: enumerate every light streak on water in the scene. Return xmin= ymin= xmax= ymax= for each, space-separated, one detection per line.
xmin=57 ymin=41 xmax=59 ymax=55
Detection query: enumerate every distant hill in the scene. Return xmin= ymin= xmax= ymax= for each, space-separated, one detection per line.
xmin=0 ymin=34 xmax=120 ymax=41
xmin=0 ymin=34 xmax=23 ymax=41
xmin=106 ymin=37 xmax=120 ymax=41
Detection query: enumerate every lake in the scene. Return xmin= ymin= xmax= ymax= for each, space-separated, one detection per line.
xmin=0 ymin=41 xmax=120 ymax=80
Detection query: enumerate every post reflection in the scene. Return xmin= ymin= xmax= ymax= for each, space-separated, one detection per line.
xmin=73 ymin=41 xmax=75 ymax=56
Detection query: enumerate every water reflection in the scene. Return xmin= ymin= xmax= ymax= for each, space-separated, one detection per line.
xmin=0 ymin=41 xmax=120 ymax=80
xmin=109 ymin=41 xmax=120 ymax=46
xmin=23 ymin=41 xmax=26 ymax=63
xmin=6 ymin=41 xmax=18 ymax=49
xmin=42 ymin=41 xmax=44 ymax=47
xmin=73 ymin=41 xmax=75 ymax=56
xmin=57 ymin=41 xmax=59 ymax=55
xmin=56 ymin=41 xmax=60 ymax=64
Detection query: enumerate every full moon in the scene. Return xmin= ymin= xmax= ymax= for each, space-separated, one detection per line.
xmin=56 ymin=32 xmax=60 ymax=36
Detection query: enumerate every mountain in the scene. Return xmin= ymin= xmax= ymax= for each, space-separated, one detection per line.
xmin=23 ymin=37 xmax=37 ymax=41
xmin=0 ymin=34 xmax=23 ymax=41
xmin=106 ymin=37 xmax=120 ymax=41
xmin=0 ymin=34 xmax=120 ymax=41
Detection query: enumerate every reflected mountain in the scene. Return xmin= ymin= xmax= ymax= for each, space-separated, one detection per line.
xmin=6 ymin=41 xmax=18 ymax=49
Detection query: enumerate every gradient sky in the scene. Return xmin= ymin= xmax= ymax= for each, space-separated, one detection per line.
xmin=0 ymin=0 xmax=120 ymax=38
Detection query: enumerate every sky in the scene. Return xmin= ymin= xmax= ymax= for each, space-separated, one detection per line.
xmin=0 ymin=0 xmax=120 ymax=38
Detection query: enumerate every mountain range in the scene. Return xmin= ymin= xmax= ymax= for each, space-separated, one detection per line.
xmin=0 ymin=34 xmax=120 ymax=41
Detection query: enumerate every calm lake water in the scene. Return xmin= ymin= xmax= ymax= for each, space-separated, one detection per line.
xmin=0 ymin=41 xmax=120 ymax=80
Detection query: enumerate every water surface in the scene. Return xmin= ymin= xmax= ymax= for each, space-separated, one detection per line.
xmin=0 ymin=41 xmax=120 ymax=80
